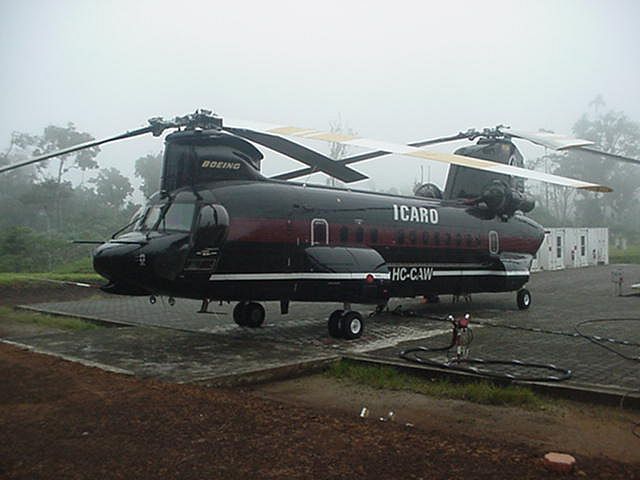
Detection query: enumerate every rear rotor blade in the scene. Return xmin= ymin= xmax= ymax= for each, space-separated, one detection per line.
xmin=272 ymin=132 xmax=468 ymax=181
xmin=503 ymin=128 xmax=595 ymax=150
xmin=572 ymin=146 xmax=640 ymax=166
xmin=230 ymin=121 xmax=611 ymax=192
xmin=504 ymin=127 xmax=640 ymax=166
xmin=224 ymin=127 xmax=368 ymax=183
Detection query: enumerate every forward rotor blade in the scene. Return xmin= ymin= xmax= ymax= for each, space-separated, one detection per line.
xmin=272 ymin=132 xmax=468 ymax=181
xmin=224 ymin=127 xmax=368 ymax=183
xmin=503 ymin=128 xmax=595 ymax=150
xmin=230 ymin=121 xmax=611 ymax=192
xmin=0 ymin=125 xmax=156 ymax=174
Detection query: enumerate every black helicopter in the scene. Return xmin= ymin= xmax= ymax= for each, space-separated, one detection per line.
xmin=2 ymin=110 xmax=636 ymax=339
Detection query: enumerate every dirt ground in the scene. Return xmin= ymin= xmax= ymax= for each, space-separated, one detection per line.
xmin=1 ymin=284 xmax=639 ymax=479
xmin=254 ymin=375 xmax=640 ymax=464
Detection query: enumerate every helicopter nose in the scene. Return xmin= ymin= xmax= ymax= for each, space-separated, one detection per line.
xmin=92 ymin=242 xmax=142 ymax=282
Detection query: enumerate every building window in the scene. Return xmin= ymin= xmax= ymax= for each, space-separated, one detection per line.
xmin=580 ymin=235 xmax=586 ymax=256
xmin=556 ymin=235 xmax=562 ymax=258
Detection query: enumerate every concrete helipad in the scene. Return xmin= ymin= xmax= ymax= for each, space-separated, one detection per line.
xmin=6 ymin=264 xmax=640 ymax=393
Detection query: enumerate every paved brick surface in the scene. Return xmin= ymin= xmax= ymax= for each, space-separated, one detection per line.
xmin=9 ymin=264 xmax=640 ymax=389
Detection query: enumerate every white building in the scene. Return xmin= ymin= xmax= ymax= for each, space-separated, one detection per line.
xmin=532 ymin=227 xmax=608 ymax=272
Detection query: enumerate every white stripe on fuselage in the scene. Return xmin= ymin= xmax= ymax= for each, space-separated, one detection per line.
xmin=207 ymin=270 xmax=529 ymax=281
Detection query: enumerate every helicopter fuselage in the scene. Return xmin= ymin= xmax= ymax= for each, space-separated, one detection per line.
xmin=93 ymin=179 xmax=544 ymax=305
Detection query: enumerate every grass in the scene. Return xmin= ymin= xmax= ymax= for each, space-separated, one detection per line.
xmin=327 ymin=359 xmax=544 ymax=408
xmin=0 ymin=272 xmax=103 ymax=287
xmin=610 ymin=244 xmax=640 ymax=264
xmin=0 ymin=306 xmax=100 ymax=331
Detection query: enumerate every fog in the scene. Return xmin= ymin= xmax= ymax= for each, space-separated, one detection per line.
xmin=1 ymin=0 xmax=639 ymax=193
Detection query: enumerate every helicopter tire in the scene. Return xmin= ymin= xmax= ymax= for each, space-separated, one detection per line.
xmin=243 ymin=302 xmax=266 ymax=328
xmin=517 ymin=288 xmax=532 ymax=310
xmin=341 ymin=311 xmax=364 ymax=340
xmin=233 ymin=301 xmax=249 ymax=326
xmin=328 ymin=310 xmax=344 ymax=338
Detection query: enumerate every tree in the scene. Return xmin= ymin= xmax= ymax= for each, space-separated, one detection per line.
xmin=135 ymin=152 xmax=162 ymax=199
xmin=527 ymin=98 xmax=640 ymax=235
xmin=90 ymin=167 xmax=133 ymax=210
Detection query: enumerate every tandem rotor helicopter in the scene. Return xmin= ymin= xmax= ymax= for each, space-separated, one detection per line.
xmin=2 ymin=109 xmax=638 ymax=339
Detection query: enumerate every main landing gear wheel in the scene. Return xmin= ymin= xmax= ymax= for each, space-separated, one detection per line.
xmin=517 ymin=288 xmax=532 ymax=310
xmin=341 ymin=311 xmax=364 ymax=340
xmin=328 ymin=310 xmax=344 ymax=338
xmin=327 ymin=310 xmax=364 ymax=340
xmin=233 ymin=301 xmax=266 ymax=328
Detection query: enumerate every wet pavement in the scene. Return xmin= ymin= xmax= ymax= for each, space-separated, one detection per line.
xmin=6 ymin=264 xmax=640 ymax=391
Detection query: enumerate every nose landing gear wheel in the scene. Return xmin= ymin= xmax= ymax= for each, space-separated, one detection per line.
xmin=517 ymin=288 xmax=531 ymax=310
xmin=233 ymin=301 xmax=266 ymax=327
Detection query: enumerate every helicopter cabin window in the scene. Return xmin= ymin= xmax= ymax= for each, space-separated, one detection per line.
xmin=159 ymin=203 xmax=196 ymax=232
xmin=340 ymin=226 xmax=349 ymax=243
xmin=445 ymin=233 xmax=452 ymax=246
xmin=311 ymin=219 xmax=329 ymax=246
xmin=396 ymin=230 xmax=405 ymax=245
xmin=370 ymin=228 xmax=379 ymax=243
xmin=580 ymin=235 xmax=586 ymax=256
xmin=422 ymin=231 xmax=429 ymax=245
xmin=489 ymin=230 xmax=500 ymax=254
xmin=434 ymin=232 xmax=440 ymax=246
xmin=466 ymin=234 xmax=473 ymax=247
xmin=455 ymin=233 xmax=462 ymax=246
xmin=409 ymin=230 xmax=417 ymax=245
xmin=475 ymin=235 xmax=481 ymax=247
xmin=355 ymin=227 xmax=364 ymax=243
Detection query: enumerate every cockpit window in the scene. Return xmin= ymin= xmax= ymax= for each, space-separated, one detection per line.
xmin=158 ymin=203 xmax=195 ymax=232
xmin=138 ymin=206 xmax=162 ymax=231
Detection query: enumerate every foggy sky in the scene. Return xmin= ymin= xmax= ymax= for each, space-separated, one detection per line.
xmin=1 ymin=0 xmax=639 ymax=195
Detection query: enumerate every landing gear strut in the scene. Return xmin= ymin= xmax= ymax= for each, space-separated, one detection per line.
xmin=327 ymin=305 xmax=364 ymax=340
xmin=517 ymin=288 xmax=531 ymax=310
xmin=233 ymin=301 xmax=266 ymax=328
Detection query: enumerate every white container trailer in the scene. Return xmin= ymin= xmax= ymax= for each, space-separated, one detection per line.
xmin=533 ymin=228 xmax=565 ymax=271
xmin=564 ymin=228 xmax=589 ymax=268
xmin=533 ymin=227 xmax=608 ymax=271
xmin=587 ymin=227 xmax=609 ymax=265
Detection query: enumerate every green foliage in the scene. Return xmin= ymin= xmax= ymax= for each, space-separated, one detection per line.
xmin=0 ymin=272 xmax=102 ymax=286
xmin=609 ymin=244 xmax=640 ymax=264
xmin=135 ymin=152 xmax=162 ymax=199
xmin=90 ymin=167 xmax=133 ymax=209
xmin=327 ymin=360 xmax=543 ymax=408
xmin=0 ymin=306 xmax=100 ymax=331
xmin=0 ymin=123 xmax=143 ymax=272
xmin=529 ymin=99 xmax=640 ymax=235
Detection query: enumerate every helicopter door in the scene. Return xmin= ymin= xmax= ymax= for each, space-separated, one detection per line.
xmin=311 ymin=218 xmax=329 ymax=246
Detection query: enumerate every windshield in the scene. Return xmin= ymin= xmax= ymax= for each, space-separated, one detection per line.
xmin=158 ymin=203 xmax=195 ymax=232
xmin=135 ymin=202 xmax=196 ymax=233
xmin=138 ymin=206 xmax=163 ymax=231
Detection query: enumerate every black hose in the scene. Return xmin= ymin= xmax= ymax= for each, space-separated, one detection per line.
xmin=575 ymin=319 xmax=640 ymax=362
